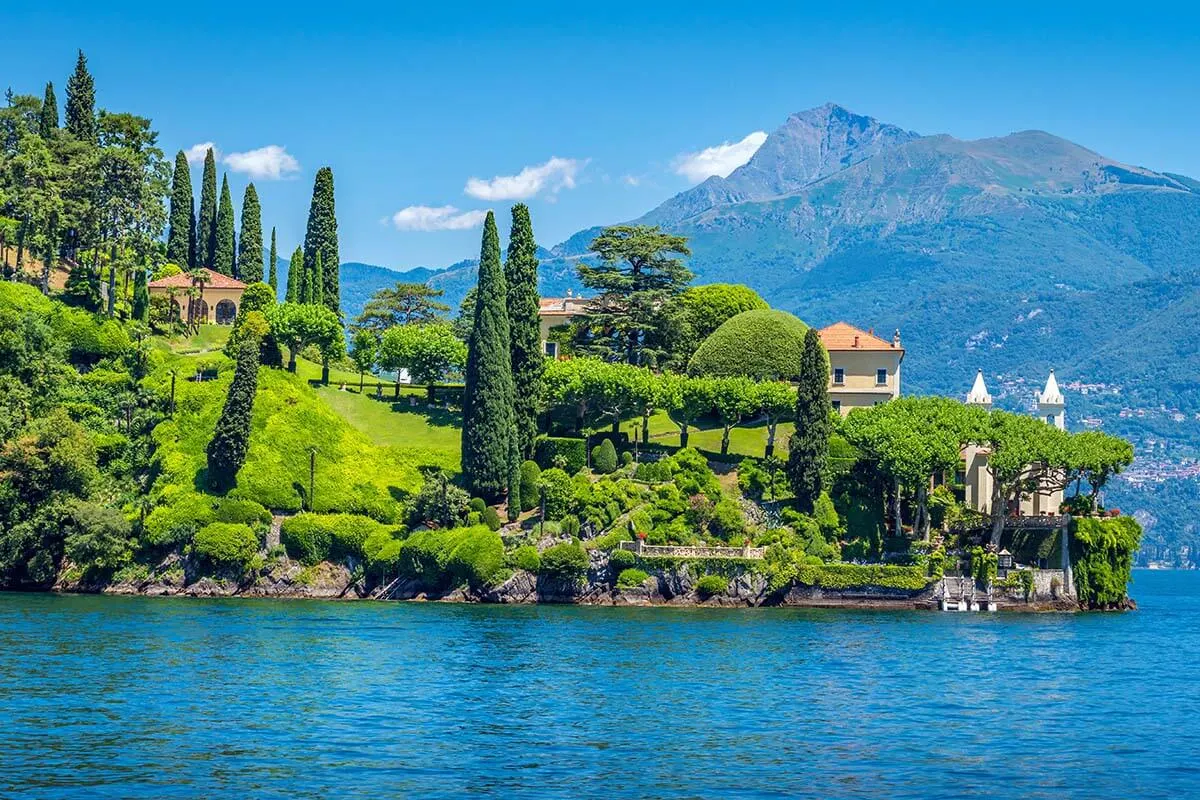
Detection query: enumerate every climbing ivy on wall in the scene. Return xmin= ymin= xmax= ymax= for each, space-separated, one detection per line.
xmin=1070 ymin=516 xmax=1142 ymax=609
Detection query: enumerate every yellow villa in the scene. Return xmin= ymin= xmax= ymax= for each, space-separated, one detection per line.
xmin=147 ymin=268 xmax=247 ymax=325
xmin=537 ymin=293 xmax=589 ymax=358
xmin=817 ymin=322 xmax=904 ymax=415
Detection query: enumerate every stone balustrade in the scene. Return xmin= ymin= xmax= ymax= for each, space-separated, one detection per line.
xmin=617 ymin=540 xmax=766 ymax=560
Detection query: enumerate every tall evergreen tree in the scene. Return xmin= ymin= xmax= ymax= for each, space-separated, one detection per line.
xmin=64 ymin=50 xmax=96 ymax=142
xmin=206 ymin=336 xmax=261 ymax=492
xmin=785 ymin=328 xmax=832 ymax=512
xmin=285 ymin=245 xmax=302 ymax=303
xmin=302 ymin=166 xmax=339 ymax=314
xmin=38 ymin=82 xmax=58 ymax=138
xmin=504 ymin=203 xmax=543 ymax=460
xmin=310 ymin=252 xmax=325 ymax=307
xmin=460 ymin=211 xmax=515 ymax=502
xmin=237 ymin=183 xmax=263 ymax=282
xmin=267 ymin=227 xmax=278 ymax=294
xmin=197 ymin=148 xmax=218 ymax=268
xmin=188 ymin=196 xmax=197 ymax=269
xmin=131 ymin=263 xmax=150 ymax=322
xmin=212 ymin=174 xmax=236 ymax=276
xmin=166 ymin=151 xmax=193 ymax=267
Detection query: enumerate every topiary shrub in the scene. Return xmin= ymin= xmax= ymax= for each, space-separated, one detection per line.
xmin=535 ymin=436 xmax=587 ymax=474
xmin=537 ymin=468 xmax=574 ymax=519
xmin=687 ymin=309 xmax=811 ymax=380
xmin=191 ymin=522 xmax=259 ymax=572
xmin=519 ymin=460 xmax=541 ymax=512
xmin=560 ymin=515 xmax=581 ymax=539
xmin=214 ymin=498 xmax=272 ymax=527
xmin=468 ymin=497 xmax=487 ymax=514
xmin=621 ymin=450 xmax=634 ymax=467
xmin=144 ymin=492 xmax=216 ymax=548
xmin=695 ymin=574 xmax=729 ymax=599
xmin=481 ymin=506 xmax=502 ymax=531
xmin=399 ymin=525 xmax=506 ymax=590
xmin=591 ymin=438 xmax=618 ymax=474
xmin=507 ymin=544 xmax=541 ymax=573
xmin=608 ymin=547 xmax=636 ymax=570
xmin=280 ymin=514 xmax=333 ymax=565
xmin=539 ymin=541 xmax=589 ymax=582
xmin=617 ymin=568 xmax=650 ymax=589
xmin=409 ymin=477 xmax=471 ymax=529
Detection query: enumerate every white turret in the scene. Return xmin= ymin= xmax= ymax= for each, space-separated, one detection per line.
xmin=966 ymin=369 xmax=993 ymax=409
xmin=1037 ymin=369 xmax=1065 ymax=430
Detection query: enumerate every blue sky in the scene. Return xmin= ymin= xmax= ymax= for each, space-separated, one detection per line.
xmin=5 ymin=0 xmax=1198 ymax=270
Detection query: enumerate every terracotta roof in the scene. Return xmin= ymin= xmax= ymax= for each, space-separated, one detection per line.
xmin=539 ymin=297 xmax=590 ymax=316
xmin=818 ymin=322 xmax=903 ymax=352
xmin=148 ymin=267 xmax=247 ymax=290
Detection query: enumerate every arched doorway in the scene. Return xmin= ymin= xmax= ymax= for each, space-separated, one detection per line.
xmin=215 ymin=299 xmax=237 ymax=325
xmin=189 ymin=299 xmax=209 ymax=324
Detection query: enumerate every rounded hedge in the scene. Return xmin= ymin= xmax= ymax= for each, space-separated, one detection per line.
xmin=687 ymin=309 xmax=810 ymax=380
xmin=617 ymin=568 xmax=650 ymax=589
xmin=695 ymin=574 xmax=729 ymax=598
xmin=518 ymin=461 xmax=541 ymax=512
xmin=192 ymin=522 xmax=259 ymax=571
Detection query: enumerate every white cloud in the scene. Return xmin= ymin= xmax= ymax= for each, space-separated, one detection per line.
xmin=184 ymin=142 xmax=217 ymax=165
xmin=622 ymin=174 xmax=641 ymax=187
xmin=673 ymin=131 xmax=768 ymax=183
xmin=464 ymin=156 xmax=585 ymax=201
xmin=223 ymin=145 xmax=300 ymax=180
xmin=390 ymin=205 xmax=488 ymax=232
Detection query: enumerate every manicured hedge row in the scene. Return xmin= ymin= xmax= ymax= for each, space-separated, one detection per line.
xmin=396 ymin=525 xmax=505 ymax=590
xmin=793 ymin=563 xmax=930 ymax=591
xmin=280 ymin=513 xmax=399 ymax=566
xmin=191 ymin=522 xmax=259 ymax=571
xmin=535 ymin=436 xmax=587 ymax=474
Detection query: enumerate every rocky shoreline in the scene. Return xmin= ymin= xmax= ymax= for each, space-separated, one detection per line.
xmin=52 ymin=552 xmax=1084 ymax=612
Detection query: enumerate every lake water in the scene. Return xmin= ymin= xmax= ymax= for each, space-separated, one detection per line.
xmin=2 ymin=571 xmax=1198 ymax=799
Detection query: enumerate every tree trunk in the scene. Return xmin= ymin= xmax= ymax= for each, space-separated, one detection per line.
xmin=287 ymin=351 xmax=297 ymax=373
xmin=892 ymin=478 xmax=903 ymax=538
xmin=765 ymin=422 xmax=777 ymax=458
xmin=427 ymin=383 xmax=436 ymax=403
xmin=394 ymin=375 xmax=401 ymax=398
xmin=321 ymin=359 xmax=330 ymax=385
xmin=989 ymin=479 xmax=1006 ymax=548
xmin=107 ymin=260 xmax=117 ymax=316
xmin=359 ymin=371 xmax=364 ymax=393
xmin=721 ymin=424 xmax=731 ymax=455
xmin=679 ymin=423 xmax=689 ymax=449
xmin=916 ymin=483 xmax=929 ymax=541
xmin=15 ymin=219 xmax=25 ymax=272
xmin=642 ymin=410 xmax=650 ymax=446
xmin=611 ymin=413 xmax=620 ymax=436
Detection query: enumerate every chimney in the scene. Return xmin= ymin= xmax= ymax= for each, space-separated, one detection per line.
xmin=893 ymin=329 xmax=901 ymax=348
xmin=853 ymin=335 xmax=859 ymax=348
xmin=868 ymin=327 xmax=874 ymax=336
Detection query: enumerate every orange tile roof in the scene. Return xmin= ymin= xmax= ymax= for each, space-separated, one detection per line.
xmin=148 ymin=267 xmax=247 ymax=290
xmin=818 ymin=321 xmax=902 ymax=352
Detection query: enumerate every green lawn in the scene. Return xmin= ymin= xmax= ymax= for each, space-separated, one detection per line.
xmin=607 ymin=411 xmax=794 ymax=460
xmin=315 ymin=384 xmax=462 ymax=457
xmin=156 ymin=324 xmax=232 ymax=354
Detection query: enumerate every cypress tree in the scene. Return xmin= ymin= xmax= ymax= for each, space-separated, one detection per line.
xmin=267 ymin=227 xmax=278 ymax=294
xmin=213 ymin=174 xmax=236 ymax=276
xmin=188 ymin=196 xmax=197 ymax=269
xmin=206 ymin=336 xmax=261 ymax=492
xmin=237 ymin=183 xmax=264 ymax=282
xmin=302 ymin=167 xmax=339 ymax=314
xmin=311 ymin=251 xmax=324 ymax=307
xmin=64 ymin=50 xmax=96 ymax=142
xmin=132 ymin=263 xmax=149 ymax=321
xmin=167 ymin=151 xmax=193 ymax=267
xmin=786 ymin=328 xmax=832 ymax=512
xmin=460 ymin=211 xmax=515 ymax=502
xmin=504 ymin=203 xmax=543 ymax=460
xmin=197 ymin=148 xmax=218 ymax=268
xmin=39 ymin=82 xmax=58 ymax=138
xmin=285 ymin=245 xmax=302 ymax=303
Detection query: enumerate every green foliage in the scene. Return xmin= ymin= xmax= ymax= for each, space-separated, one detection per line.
xmin=267 ymin=228 xmax=278 ymax=292
xmin=695 ymin=574 xmax=729 ymax=598
xmin=468 ymin=497 xmax=487 ymax=514
xmin=237 ymin=183 xmax=264 ymax=282
xmin=266 ymin=302 xmax=344 ymax=373
xmin=167 ymin=150 xmax=193 ymax=268
xmin=617 ymin=567 xmax=650 ymax=589
xmin=279 ymin=513 xmax=394 ymax=566
xmin=576 ymin=225 xmax=693 ymax=365
xmin=608 ymin=547 xmax=636 ymax=569
xmin=398 ymin=525 xmax=505 ymax=590
xmin=535 ymin=437 xmax=587 ymax=474
xmin=505 ymin=203 xmax=543 ymax=459
xmin=39 ymin=80 xmax=59 ymax=137
xmin=409 ymin=473 xmax=470 ymax=528
xmin=213 ymin=498 xmax=271 ymax=526
xmin=197 ymin=148 xmax=218 ymax=268
xmin=212 ymin=174 xmax=236 ymax=276
xmin=191 ymin=522 xmax=259 ymax=572
xmin=302 ymin=166 xmax=340 ymax=313
xmin=560 ymin=515 xmax=581 ymax=539
xmin=206 ymin=337 xmax=260 ymax=492
xmin=461 ymin=211 xmax=515 ymax=501
xmin=378 ymin=323 xmax=466 ymax=389
xmin=507 ymin=544 xmax=541 ymax=573
xmin=678 ymin=284 xmax=769 ymax=344
xmin=688 ymin=309 xmax=809 ymax=380
xmin=968 ymin=546 xmax=998 ymax=585
xmin=591 ymin=438 xmax=618 ymax=474
xmin=352 ymin=283 xmax=451 ymax=334
xmin=63 ymin=500 xmax=132 ymax=577
xmin=537 ymin=468 xmax=574 ymax=519
xmin=284 ymin=245 xmax=302 ymax=303
xmin=539 ymin=541 xmax=589 ymax=581
xmin=518 ymin=460 xmax=541 ymax=511
xmin=1071 ymin=516 xmax=1142 ymax=608
xmin=144 ymin=492 xmax=216 ymax=548
xmin=481 ymin=506 xmax=502 ymax=531
xmin=64 ymin=50 xmax=96 ymax=142
xmin=793 ymin=563 xmax=929 ymax=591
xmin=787 ymin=328 xmax=831 ymax=511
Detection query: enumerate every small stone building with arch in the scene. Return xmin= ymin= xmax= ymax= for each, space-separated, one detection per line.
xmin=147 ymin=268 xmax=246 ymax=325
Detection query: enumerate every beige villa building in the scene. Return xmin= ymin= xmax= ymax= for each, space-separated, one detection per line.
xmin=148 ymin=268 xmax=247 ymax=325
xmin=537 ymin=293 xmax=589 ymax=358
xmin=960 ymin=369 xmax=1066 ymax=517
xmin=817 ymin=322 xmax=904 ymax=415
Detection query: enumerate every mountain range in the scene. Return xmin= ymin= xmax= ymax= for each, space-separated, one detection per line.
xmin=322 ymin=103 xmax=1200 ymax=563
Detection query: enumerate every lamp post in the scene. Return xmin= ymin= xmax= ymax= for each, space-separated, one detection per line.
xmin=169 ymin=370 xmax=177 ymax=416
xmin=308 ymin=447 xmax=317 ymax=512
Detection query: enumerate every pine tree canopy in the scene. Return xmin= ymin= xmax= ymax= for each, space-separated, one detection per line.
xmin=237 ymin=183 xmax=264 ymax=283
xmin=302 ymin=166 xmax=339 ymax=314
xmin=213 ymin=174 xmax=236 ymax=276
xmin=64 ymin=50 xmax=96 ymax=142
xmin=268 ymin=227 xmax=278 ymax=293
xmin=166 ymin=150 xmax=193 ymax=267
xmin=504 ymin=203 xmax=543 ymax=460
xmin=460 ymin=211 xmax=516 ymax=502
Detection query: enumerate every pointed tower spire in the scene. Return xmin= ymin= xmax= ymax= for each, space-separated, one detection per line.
xmin=1037 ymin=369 xmax=1065 ymax=430
xmin=966 ymin=369 xmax=992 ymax=408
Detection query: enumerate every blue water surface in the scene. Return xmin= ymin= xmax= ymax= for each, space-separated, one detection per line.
xmin=1 ymin=570 xmax=1198 ymax=799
